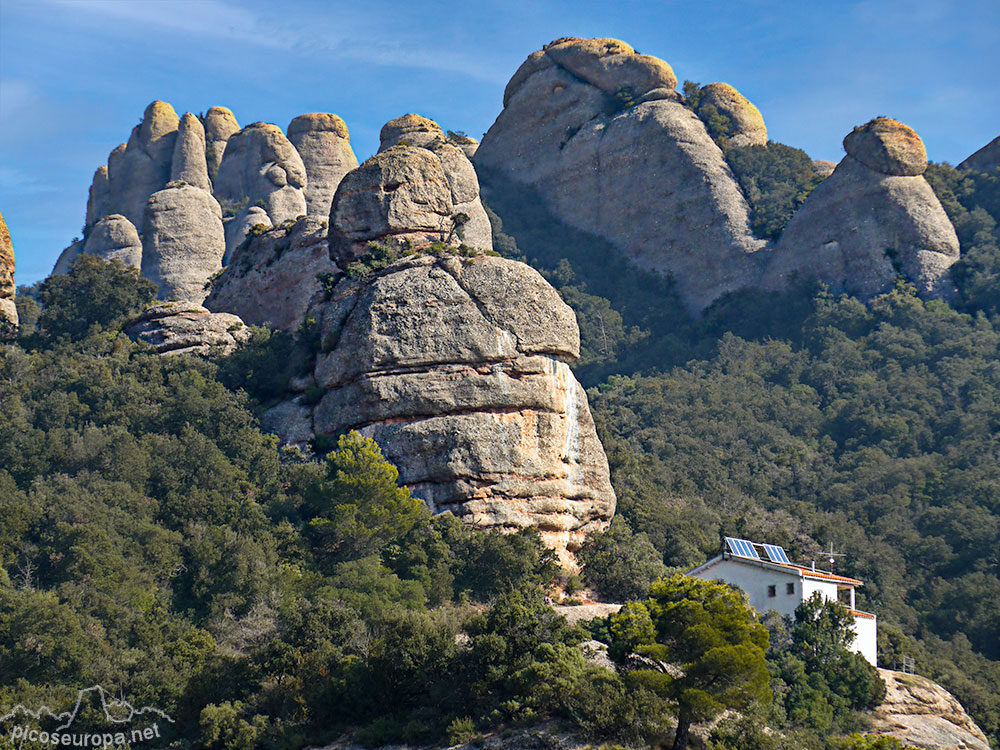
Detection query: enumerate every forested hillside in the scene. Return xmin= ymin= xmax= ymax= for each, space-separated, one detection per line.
xmin=481 ymin=155 xmax=1000 ymax=746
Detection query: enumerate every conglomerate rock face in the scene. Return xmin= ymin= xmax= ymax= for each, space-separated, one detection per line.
xmin=82 ymin=214 xmax=142 ymax=268
xmin=308 ymin=254 xmax=615 ymax=562
xmin=764 ymin=118 xmax=959 ymax=299
xmin=696 ymin=82 xmax=768 ymax=147
xmin=125 ymin=301 xmax=250 ymax=356
xmin=206 ymin=215 xmax=337 ymax=332
xmin=474 ymin=36 xmax=766 ymax=314
xmin=288 ymin=113 xmax=359 ymax=219
xmin=0 ymin=210 xmax=17 ymax=336
xmin=141 ymin=183 xmax=226 ymax=303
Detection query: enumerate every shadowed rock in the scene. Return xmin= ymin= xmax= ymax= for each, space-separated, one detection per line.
xmin=697 ymin=82 xmax=767 ymax=147
xmin=0 ymin=210 xmax=17 ymax=335
xmin=82 ymin=214 xmax=142 ymax=268
xmin=813 ymin=159 xmax=837 ymax=178
xmin=203 ymin=106 xmax=240 ymax=184
xmin=475 ymin=36 xmax=764 ymax=314
xmin=288 ymin=113 xmax=359 ymax=218
xmin=126 ymin=301 xmax=250 ymax=355
xmin=171 ymin=112 xmax=212 ymax=190
xmin=765 ymin=118 xmax=958 ymax=299
xmin=207 ymin=216 xmax=336 ymax=331
xmin=141 ymin=183 xmax=226 ymax=303
xmin=959 ymin=135 xmax=1000 ymax=172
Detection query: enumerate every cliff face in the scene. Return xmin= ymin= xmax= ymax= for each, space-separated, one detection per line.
xmin=0 ymin=210 xmax=17 ymax=336
xmin=870 ymin=669 xmax=990 ymax=750
xmin=474 ymin=37 xmax=766 ymax=314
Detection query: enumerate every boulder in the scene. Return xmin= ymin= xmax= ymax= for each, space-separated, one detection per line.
xmin=170 ymin=112 xmax=212 ymax=190
xmin=475 ymin=37 xmax=765 ymax=314
xmin=958 ymin=135 xmax=1000 ymax=172
xmin=448 ymin=132 xmax=479 ymax=159
xmin=843 ymin=117 xmax=927 ymax=177
xmin=214 ymin=122 xmax=308 ymax=232
xmin=141 ymin=183 xmax=226 ymax=303
xmin=765 ymin=119 xmax=959 ymax=300
xmin=377 ymin=115 xmax=493 ymax=252
xmin=125 ymin=301 xmax=250 ymax=356
xmin=52 ymin=239 xmax=85 ymax=276
xmin=869 ymin=669 xmax=990 ymax=750
xmin=107 ymin=101 xmax=180 ymax=227
xmin=206 ymin=216 xmax=337 ymax=331
xmin=85 ymin=165 xmax=111 ymax=229
xmin=202 ymin=106 xmax=240 ymax=184
xmin=0 ymin=210 xmax=17 ymax=336
xmin=288 ymin=113 xmax=359 ymax=218
xmin=379 ymin=113 xmax=445 ymax=151
xmin=328 ymin=145 xmax=456 ymax=266
xmin=696 ymin=82 xmax=767 ymax=147
xmin=301 ymin=253 xmax=614 ymax=563
xmin=82 ymin=214 xmax=142 ymax=268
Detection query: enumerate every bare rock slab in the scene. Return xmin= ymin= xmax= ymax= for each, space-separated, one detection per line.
xmin=126 ymin=301 xmax=250 ymax=356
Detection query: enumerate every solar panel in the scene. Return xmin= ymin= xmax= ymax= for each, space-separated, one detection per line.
xmin=725 ymin=537 xmax=760 ymax=559
xmin=762 ymin=544 xmax=791 ymax=564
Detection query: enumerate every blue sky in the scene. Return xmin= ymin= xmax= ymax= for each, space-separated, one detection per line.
xmin=1 ymin=0 xmax=998 ymax=285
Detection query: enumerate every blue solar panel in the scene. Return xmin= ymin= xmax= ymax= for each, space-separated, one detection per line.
xmin=763 ymin=544 xmax=791 ymax=564
xmin=725 ymin=537 xmax=760 ymax=559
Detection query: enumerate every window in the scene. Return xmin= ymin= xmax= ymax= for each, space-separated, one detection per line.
xmin=786 ymin=583 xmax=795 ymax=595
xmin=767 ymin=585 xmax=776 ymax=597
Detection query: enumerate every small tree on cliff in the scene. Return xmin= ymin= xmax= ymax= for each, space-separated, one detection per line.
xmin=609 ymin=574 xmax=771 ymax=750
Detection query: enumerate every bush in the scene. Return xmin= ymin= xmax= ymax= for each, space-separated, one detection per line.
xmin=578 ymin=518 xmax=666 ymax=601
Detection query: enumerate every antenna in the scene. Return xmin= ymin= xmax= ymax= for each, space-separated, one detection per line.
xmin=822 ymin=542 xmax=845 ymax=572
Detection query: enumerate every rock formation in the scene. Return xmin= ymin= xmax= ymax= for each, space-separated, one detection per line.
xmin=959 ymin=135 xmax=1000 ymax=172
xmin=764 ymin=117 xmax=959 ymax=299
xmin=86 ymin=166 xmax=111 ymax=229
xmin=812 ymin=159 xmax=837 ymax=178
xmin=474 ymin=37 xmax=765 ymax=313
xmin=287 ymin=113 xmax=358 ymax=218
xmin=141 ymin=183 xmax=226 ymax=303
xmin=206 ymin=215 xmax=336 ymax=331
xmin=0 ymin=210 xmax=17 ymax=336
xmin=309 ymin=254 xmax=615 ymax=562
xmin=202 ymin=106 xmax=240 ymax=184
xmin=214 ymin=122 xmax=308 ymax=235
xmin=869 ymin=669 xmax=990 ymax=750
xmin=365 ymin=114 xmax=492 ymax=254
xmin=328 ymin=145 xmax=458 ymax=266
xmin=52 ymin=240 xmax=85 ymax=276
xmin=82 ymin=214 xmax=142 ymax=268
xmin=125 ymin=301 xmax=250 ymax=355
xmin=107 ymin=101 xmax=180 ymax=227
xmin=170 ymin=112 xmax=212 ymax=191
xmin=696 ymin=82 xmax=767 ymax=147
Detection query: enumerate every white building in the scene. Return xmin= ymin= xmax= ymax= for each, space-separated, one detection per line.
xmin=687 ymin=537 xmax=877 ymax=665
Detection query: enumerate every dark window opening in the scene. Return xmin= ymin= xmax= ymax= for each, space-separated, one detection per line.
xmin=786 ymin=583 xmax=795 ymax=595
xmin=767 ymin=585 xmax=776 ymax=597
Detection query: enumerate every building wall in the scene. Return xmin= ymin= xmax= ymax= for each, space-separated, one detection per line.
xmin=690 ymin=559 xmax=801 ymax=618
xmin=801 ymin=576 xmax=839 ymax=604
xmin=851 ymin=614 xmax=878 ymax=666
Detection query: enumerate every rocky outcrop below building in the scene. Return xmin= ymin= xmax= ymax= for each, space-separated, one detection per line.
xmin=0 ymin=210 xmax=17 ymax=336
xmin=869 ymin=669 xmax=990 ymax=750
xmin=764 ymin=118 xmax=960 ymax=299
xmin=474 ymin=36 xmax=766 ymax=314
xmin=125 ymin=301 xmax=250 ymax=355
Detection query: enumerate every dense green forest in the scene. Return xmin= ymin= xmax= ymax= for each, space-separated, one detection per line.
xmin=1 ymin=148 xmax=998 ymax=748
xmin=480 ymin=153 xmax=1000 ymax=747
